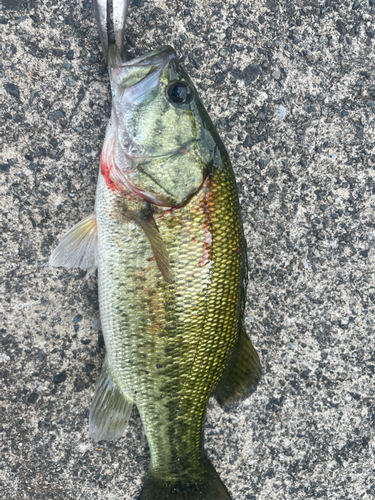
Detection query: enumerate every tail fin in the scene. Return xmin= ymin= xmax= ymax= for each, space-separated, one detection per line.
xmin=138 ymin=457 xmax=232 ymax=500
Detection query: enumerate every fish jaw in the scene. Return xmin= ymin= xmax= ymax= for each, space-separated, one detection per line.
xmin=110 ymin=45 xmax=177 ymax=89
xmin=109 ymin=46 xmax=177 ymax=163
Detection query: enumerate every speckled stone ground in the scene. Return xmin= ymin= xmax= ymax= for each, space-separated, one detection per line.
xmin=1 ymin=0 xmax=375 ymax=499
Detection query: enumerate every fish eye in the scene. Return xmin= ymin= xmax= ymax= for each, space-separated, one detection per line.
xmin=166 ymin=81 xmax=193 ymax=105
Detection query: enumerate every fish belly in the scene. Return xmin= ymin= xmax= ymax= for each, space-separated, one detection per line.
xmin=95 ymin=163 xmax=246 ymax=474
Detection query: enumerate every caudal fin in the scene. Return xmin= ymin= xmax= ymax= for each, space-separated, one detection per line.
xmin=138 ymin=457 xmax=232 ymax=500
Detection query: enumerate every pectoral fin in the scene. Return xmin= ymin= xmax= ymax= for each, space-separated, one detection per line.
xmin=89 ymin=358 xmax=133 ymax=441
xmin=49 ymin=212 xmax=98 ymax=270
xmin=124 ymin=210 xmax=174 ymax=284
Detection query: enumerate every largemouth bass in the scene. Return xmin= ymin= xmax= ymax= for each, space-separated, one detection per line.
xmin=49 ymin=4 xmax=261 ymax=499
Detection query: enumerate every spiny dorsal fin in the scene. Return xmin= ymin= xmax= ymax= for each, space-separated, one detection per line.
xmin=124 ymin=210 xmax=174 ymax=284
xmin=49 ymin=212 xmax=98 ymax=270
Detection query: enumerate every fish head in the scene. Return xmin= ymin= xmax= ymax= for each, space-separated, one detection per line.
xmin=108 ymin=46 xmax=223 ymax=207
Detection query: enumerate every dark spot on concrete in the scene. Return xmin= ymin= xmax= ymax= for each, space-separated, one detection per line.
xmin=27 ymin=393 xmax=39 ymax=404
xmin=53 ymin=371 xmax=67 ymax=384
xmin=5 ymin=83 xmax=20 ymax=99
xmin=2 ymin=0 xmax=26 ymax=10
xmin=231 ymin=63 xmax=260 ymax=86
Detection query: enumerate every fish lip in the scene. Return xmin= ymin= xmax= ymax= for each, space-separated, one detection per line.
xmin=115 ymin=45 xmax=177 ymax=69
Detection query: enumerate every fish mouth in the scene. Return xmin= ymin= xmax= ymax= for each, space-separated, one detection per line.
xmin=110 ymin=46 xmax=178 ymax=158
xmin=110 ymin=45 xmax=176 ymax=91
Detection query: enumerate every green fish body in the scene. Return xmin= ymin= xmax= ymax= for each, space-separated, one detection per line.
xmin=50 ymin=46 xmax=261 ymax=500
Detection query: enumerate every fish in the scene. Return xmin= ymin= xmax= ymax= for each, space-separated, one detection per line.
xmin=49 ymin=1 xmax=261 ymax=499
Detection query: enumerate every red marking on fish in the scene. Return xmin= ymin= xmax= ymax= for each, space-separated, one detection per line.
xmin=100 ymin=135 xmax=123 ymax=193
xmin=101 ymin=160 xmax=118 ymax=192
xmin=156 ymin=207 xmax=176 ymax=219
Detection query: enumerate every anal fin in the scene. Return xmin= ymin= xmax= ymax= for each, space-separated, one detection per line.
xmin=49 ymin=212 xmax=98 ymax=270
xmin=89 ymin=358 xmax=133 ymax=441
xmin=213 ymin=326 xmax=261 ymax=408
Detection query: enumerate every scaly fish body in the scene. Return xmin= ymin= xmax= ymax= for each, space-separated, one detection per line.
xmin=50 ymin=45 xmax=261 ymax=500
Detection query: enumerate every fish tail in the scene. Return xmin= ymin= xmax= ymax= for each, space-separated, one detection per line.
xmin=138 ymin=456 xmax=232 ymax=500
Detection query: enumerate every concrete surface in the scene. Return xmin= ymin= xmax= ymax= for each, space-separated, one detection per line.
xmin=1 ymin=0 xmax=375 ymax=499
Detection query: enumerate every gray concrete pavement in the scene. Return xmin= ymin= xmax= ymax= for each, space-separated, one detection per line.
xmin=1 ymin=0 xmax=374 ymax=499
